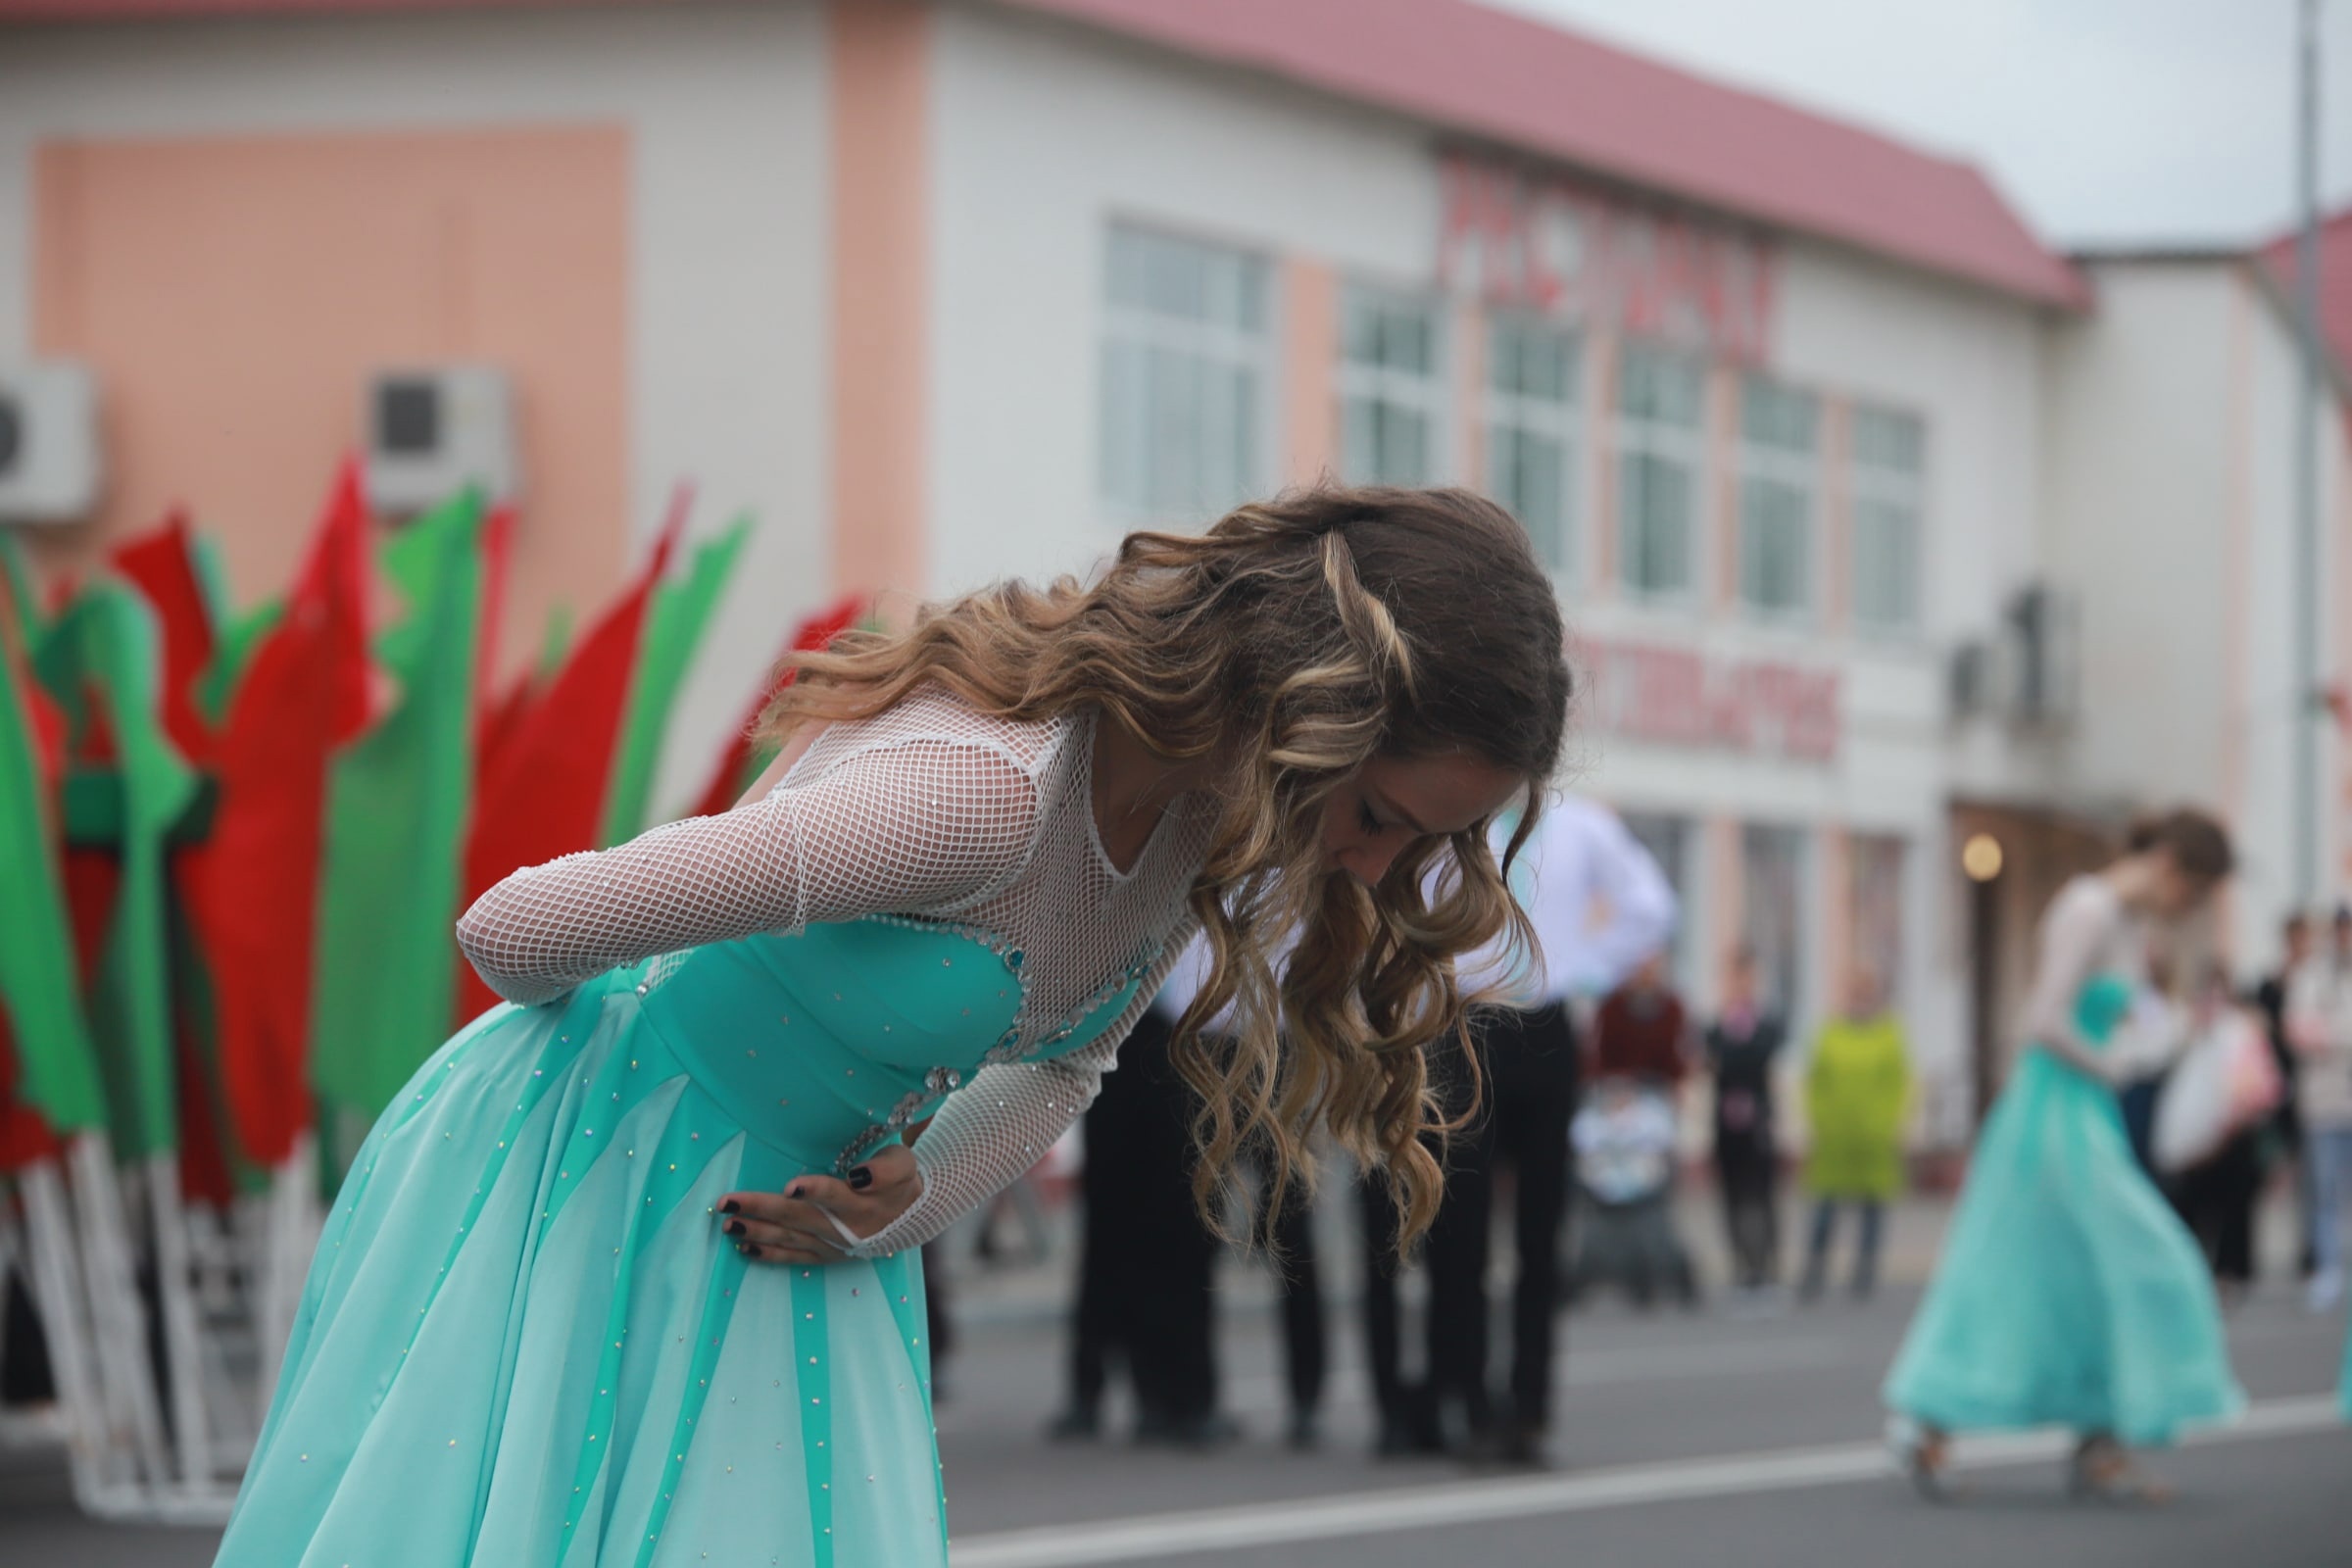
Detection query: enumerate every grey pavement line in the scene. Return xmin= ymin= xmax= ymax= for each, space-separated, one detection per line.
xmin=946 ymin=1394 xmax=2346 ymax=1568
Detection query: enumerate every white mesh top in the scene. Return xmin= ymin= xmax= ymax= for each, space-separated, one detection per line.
xmin=455 ymin=685 xmax=1214 ymax=1255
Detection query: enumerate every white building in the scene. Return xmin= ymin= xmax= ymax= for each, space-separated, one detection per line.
xmin=5 ymin=0 xmax=2346 ymax=1142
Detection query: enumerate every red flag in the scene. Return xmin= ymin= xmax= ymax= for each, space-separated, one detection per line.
xmin=688 ymin=594 xmax=865 ymax=820
xmin=110 ymin=511 xmax=219 ymax=766
xmin=179 ymin=463 xmax=373 ymax=1167
xmin=455 ymin=510 xmax=682 ymax=1023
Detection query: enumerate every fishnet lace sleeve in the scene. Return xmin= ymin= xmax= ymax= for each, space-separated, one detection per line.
xmin=851 ymin=925 xmax=1197 ymax=1257
xmin=455 ymin=737 xmax=1041 ymax=1007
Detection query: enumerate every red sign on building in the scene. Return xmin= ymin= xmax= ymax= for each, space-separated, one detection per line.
xmin=1438 ymin=151 xmax=1778 ymax=365
xmin=1581 ymin=638 xmax=1839 ymax=763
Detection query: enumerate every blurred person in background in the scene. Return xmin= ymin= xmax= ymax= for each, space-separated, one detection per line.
xmin=1797 ymin=969 xmax=1911 ymax=1303
xmin=1568 ymin=953 xmax=1703 ymax=1312
xmin=2287 ymin=904 xmax=2352 ymax=1313
xmin=1591 ymin=952 xmax=1695 ymax=1086
xmin=2163 ymin=963 xmax=2279 ymax=1306
xmin=2115 ymin=952 xmax=2188 ymax=1176
xmin=1568 ymin=1074 xmax=1694 ymax=1311
xmin=210 ymin=490 xmax=1572 ymax=1567
xmin=1052 ymin=931 xmax=1326 ymax=1450
xmin=1049 ymin=990 xmax=1231 ymax=1448
xmin=1885 ymin=811 xmax=2243 ymax=1504
xmin=1370 ymin=796 xmax=1673 ymax=1464
xmin=2255 ymin=912 xmax=2315 ymax=1279
xmin=1707 ymin=947 xmax=1788 ymax=1307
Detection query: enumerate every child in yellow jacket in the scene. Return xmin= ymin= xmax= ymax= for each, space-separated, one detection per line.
xmin=1801 ymin=969 xmax=1912 ymax=1300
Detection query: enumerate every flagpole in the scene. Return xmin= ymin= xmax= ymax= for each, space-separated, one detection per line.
xmin=2293 ymin=0 xmax=2326 ymax=907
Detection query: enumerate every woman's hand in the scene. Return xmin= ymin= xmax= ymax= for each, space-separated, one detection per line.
xmin=715 ymin=1145 xmax=922 ymax=1264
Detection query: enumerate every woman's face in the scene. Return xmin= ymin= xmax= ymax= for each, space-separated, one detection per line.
xmin=2148 ymin=854 xmax=2215 ymax=920
xmin=1319 ymin=752 xmax=1523 ymax=887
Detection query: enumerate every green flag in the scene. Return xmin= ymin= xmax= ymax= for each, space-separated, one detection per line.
xmin=0 ymin=531 xmax=41 ymax=649
xmin=601 ymin=517 xmax=749 ymax=845
xmin=34 ymin=583 xmax=201 ymax=1157
xmin=200 ymin=597 xmax=282 ymax=729
xmin=0 ymin=627 xmax=109 ymax=1139
xmin=312 ymin=491 xmax=485 ymax=1122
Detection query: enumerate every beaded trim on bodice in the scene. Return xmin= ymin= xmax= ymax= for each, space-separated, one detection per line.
xmin=821 ymin=915 xmax=1163 ymax=1175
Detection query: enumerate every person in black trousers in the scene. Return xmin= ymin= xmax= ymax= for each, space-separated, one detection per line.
xmin=1361 ymin=796 xmax=1676 ymax=1466
xmin=1049 ymin=1003 xmax=1227 ymax=1446
xmin=1433 ymin=1003 xmax=1580 ymax=1462
xmin=2256 ymin=912 xmax=2314 ymax=1278
xmin=1707 ymin=947 xmax=1787 ymax=1302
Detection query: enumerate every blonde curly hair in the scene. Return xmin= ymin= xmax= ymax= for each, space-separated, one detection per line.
xmin=758 ymin=485 xmax=1571 ymax=1250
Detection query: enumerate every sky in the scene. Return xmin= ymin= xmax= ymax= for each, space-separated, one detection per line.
xmin=1498 ymin=0 xmax=2352 ymax=250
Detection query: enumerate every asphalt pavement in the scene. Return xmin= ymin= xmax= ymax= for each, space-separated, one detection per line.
xmin=4 ymin=1196 xmax=2346 ymax=1566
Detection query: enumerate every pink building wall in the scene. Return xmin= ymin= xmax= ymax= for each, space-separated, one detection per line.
xmin=30 ymin=124 xmax=631 ymax=677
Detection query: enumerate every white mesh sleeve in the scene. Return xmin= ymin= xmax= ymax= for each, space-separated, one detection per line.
xmin=850 ymin=932 xmax=1193 ymax=1257
xmin=455 ymin=737 xmax=1041 ymax=1007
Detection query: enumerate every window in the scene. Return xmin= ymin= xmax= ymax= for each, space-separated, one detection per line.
xmin=1738 ymin=376 xmax=1819 ymax=618
xmin=1100 ymin=225 xmax=1271 ymax=523
xmin=1340 ymin=289 xmax=1445 ymax=485
xmin=1615 ymin=343 xmax=1704 ymax=600
xmin=1851 ymin=405 xmax=1925 ymax=632
xmin=1740 ymin=823 xmax=1809 ymax=1029
xmin=1621 ymin=809 xmax=1693 ymax=990
xmin=1485 ymin=316 xmax=1582 ymax=574
xmin=1847 ymin=833 xmax=1906 ymax=1010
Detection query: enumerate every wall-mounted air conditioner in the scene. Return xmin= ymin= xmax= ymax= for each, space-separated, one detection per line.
xmin=1948 ymin=582 xmax=2082 ymax=727
xmin=0 ymin=361 xmax=103 ymax=524
xmin=363 ymin=366 xmax=519 ymax=516
xmin=2006 ymin=582 xmax=2081 ymax=726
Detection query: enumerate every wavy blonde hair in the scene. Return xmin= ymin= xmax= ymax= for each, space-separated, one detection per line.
xmin=758 ymin=486 xmax=1571 ymax=1250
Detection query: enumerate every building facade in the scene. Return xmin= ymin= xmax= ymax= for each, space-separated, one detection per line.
xmin=5 ymin=0 xmax=2348 ymax=1143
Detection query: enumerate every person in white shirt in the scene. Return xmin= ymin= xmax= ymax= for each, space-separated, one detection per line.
xmin=1367 ymin=794 xmax=1677 ymax=1464
xmin=2286 ymin=905 xmax=2352 ymax=1311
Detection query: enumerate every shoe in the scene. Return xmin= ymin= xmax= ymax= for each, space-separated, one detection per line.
xmin=1374 ymin=1408 xmax=1441 ymax=1459
xmin=1888 ymin=1421 xmax=1960 ymax=1502
xmin=1472 ymin=1420 xmax=1547 ymax=1469
xmin=1046 ymin=1407 xmax=1101 ymax=1444
xmin=2068 ymin=1439 xmax=2172 ymax=1505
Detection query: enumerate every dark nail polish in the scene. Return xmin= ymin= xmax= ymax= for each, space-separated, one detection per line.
xmin=848 ymin=1166 xmax=874 ymax=1191
xmin=726 ymin=1219 xmax=746 ymax=1237
xmin=788 ymin=1185 xmax=805 ymax=1200
xmin=720 ymin=1200 xmax=740 ymax=1216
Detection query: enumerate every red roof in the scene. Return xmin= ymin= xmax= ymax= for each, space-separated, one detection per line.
xmin=2257 ymin=210 xmax=2352 ymax=380
xmin=2 ymin=0 xmax=2085 ymax=309
xmin=1000 ymin=0 xmax=2084 ymax=309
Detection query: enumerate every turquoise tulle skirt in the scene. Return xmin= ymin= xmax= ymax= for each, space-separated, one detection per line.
xmin=214 ymin=986 xmax=945 ymax=1565
xmin=1884 ymin=979 xmax=2242 ymax=1446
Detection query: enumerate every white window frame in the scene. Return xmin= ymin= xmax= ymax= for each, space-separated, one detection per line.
xmin=1849 ymin=404 xmax=1927 ymax=636
xmin=1098 ymin=222 xmax=1276 ymax=527
xmin=1338 ymin=286 xmax=1448 ymax=487
xmin=1613 ymin=341 xmax=1706 ymax=606
xmin=1736 ymin=375 xmax=1821 ymax=624
xmin=1484 ymin=313 xmax=1584 ymax=579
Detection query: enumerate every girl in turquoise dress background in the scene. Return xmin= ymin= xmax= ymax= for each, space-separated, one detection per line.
xmin=211 ymin=488 xmax=1574 ymax=1566
xmin=1885 ymin=810 xmax=2243 ymax=1502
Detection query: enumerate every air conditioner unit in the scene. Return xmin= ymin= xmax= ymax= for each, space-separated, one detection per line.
xmin=2006 ymin=583 xmax=2081 ymax=726
xmin=363 ymin=366 xmax=519 ymax=516
xmin=0 ymin=361 xmax=103 ymax=524
xmin=1948 ymin=638 xmax=2009 ymax=721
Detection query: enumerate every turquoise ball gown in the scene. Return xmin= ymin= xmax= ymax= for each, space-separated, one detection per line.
xmin=212 ymin=692 xmax=1209 ymax=1566
xmin=1884 ymin=972 xmax=2243 ymax=1446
